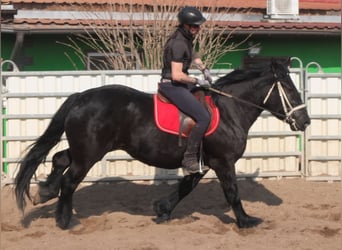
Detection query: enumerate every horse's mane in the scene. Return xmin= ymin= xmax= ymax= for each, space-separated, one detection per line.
xmin=213 ymin=56 xmax=290 ymax=87
xmin=213 ymin=69 xmax=262 ymax=87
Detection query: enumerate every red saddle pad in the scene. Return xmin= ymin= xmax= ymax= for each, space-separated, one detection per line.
xmin=153 ymin=94 xmax=220 ymax=137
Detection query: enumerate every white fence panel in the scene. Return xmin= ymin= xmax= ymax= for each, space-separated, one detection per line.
xmin=0 ymin=69 xmax=319 ymax=184
xmin=305 ymin=73 xmax=341 ymax=181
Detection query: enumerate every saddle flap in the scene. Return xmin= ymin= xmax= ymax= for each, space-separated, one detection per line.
xmin=154 ymin=93 xmax=220 ymax=137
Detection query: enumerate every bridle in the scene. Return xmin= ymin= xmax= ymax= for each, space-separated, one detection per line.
xmin=262 ymin=80 xmax=306 ymax=130
xmin=208 ymin=74 xmax=306 ymax=129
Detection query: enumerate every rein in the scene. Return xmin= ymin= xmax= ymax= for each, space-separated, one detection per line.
xmin=209 ymin=80 xmax=306 ymax=123
xmin=209 ymin=87 xmax=277 ymax=114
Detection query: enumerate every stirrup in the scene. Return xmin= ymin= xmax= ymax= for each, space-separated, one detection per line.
xmin=182 ymin=159 xmax=209 ymax=175
xmin=182 ymin=142 xmax=209 ymax=175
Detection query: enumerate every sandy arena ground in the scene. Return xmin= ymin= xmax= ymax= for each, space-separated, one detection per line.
xmin=1 ymin=178 xmax=341 ymax=250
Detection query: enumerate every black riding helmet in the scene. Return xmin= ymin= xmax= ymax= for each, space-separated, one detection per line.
xmin=177 ymin=6 xmax=206 ymax=26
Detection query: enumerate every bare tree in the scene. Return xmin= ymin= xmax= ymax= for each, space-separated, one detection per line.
xmin=60 ymin=2 xmax=252 ymax=70
xmin=195 ymin=7 xmax=252 ymax=69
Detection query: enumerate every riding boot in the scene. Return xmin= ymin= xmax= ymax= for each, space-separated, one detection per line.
xmin=181 ymin=126 xmax=208 ymax=175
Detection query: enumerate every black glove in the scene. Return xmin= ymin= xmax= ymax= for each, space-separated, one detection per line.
xmin=202 ymin=68 xmax=213 ymax=83
xmin=196 ymin=78 xmax=211 ymax=89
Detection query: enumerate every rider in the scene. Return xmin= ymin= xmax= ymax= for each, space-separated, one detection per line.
xmin=159 ymin=6 xmax=213 ymax=175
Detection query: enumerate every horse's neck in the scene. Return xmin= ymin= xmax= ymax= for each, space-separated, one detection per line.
xmin=247 ymin=73 xmax=274 ymax=101
xmin=221 ymin=74 xmax=273 ymax=132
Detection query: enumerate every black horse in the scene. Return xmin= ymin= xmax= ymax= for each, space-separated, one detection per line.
xmin=15 ymin=57 xmax=310 ymax=230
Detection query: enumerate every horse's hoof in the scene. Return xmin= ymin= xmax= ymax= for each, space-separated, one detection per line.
xmin=56 ymin=199 xmax=72 ymax=230
xmin=32 ymin=188 xmax=58 ymax=205
xmin=153 ymin=199 xmax=171 ymax=224
xmin=32 ymin=192 xmax=42 ymax=205
xmin=237 ymin=216 xmax=263 ymax=228
xmin=56 ymin=215 xmax=71 ymax=230
xmin=56 ymin=221 xmax=69 ymax=230
xmin=153 ymin=214 xmax=170 ymax=224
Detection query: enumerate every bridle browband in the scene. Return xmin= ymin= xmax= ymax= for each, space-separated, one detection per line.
xmin=209 ymin=76 xmax=306 ymax=128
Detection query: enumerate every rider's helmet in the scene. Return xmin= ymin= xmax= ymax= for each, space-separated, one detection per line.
xmin=177 ymin=6 xmax=206 ymax=26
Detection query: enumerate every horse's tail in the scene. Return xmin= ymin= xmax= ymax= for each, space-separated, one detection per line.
xmin=15 ymin=93 xmax=79 ymax=211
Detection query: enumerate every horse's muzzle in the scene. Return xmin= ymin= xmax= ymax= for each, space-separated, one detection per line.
xmin=287 ymin=113 xmax=311 ymax=131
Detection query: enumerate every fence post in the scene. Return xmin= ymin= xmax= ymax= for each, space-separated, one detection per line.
xmin=1 ymin=60 xmax=19 ymax=184
xmin=290 ymin=57 xmax=306 ymax=177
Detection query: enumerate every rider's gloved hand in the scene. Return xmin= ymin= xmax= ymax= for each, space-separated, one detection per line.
xmin=196 ymin=78 xmax=211 ymax=89
xmin=202 ymin=68 xmax=213 ymax=83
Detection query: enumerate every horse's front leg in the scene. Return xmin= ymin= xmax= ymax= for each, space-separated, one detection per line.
xmin=153 ymin=171 xmax=207 ymax=223
xmin=215 ymin=165 xmax=262 ymax=228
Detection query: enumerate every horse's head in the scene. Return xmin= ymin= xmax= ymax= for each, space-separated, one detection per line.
xmin=212 ymin=56 xmax=310 ymax=131
xmin=262 ymin=57 xmax=311 ymax=131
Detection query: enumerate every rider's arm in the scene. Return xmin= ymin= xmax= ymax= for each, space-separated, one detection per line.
xmin=192 ymin=52 xmax=206 ymax=71
xmin=193 ymin=57 xmax=206 ymax=72
xmin=171 ymin=61 xmax=198 ymax=85
xmin=193 ymin=54 xmax=212 ymax=83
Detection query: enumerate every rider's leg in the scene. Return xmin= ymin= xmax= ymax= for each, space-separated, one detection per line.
xmin=181 ymin=124 xmax=207 ymax=174
xmin=159 ymin=82 xmax=210 ymax=174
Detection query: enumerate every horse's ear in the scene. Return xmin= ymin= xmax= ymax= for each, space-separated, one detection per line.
xmin=286 ymin=57 xmax=292 ymax=67
xmin=270 ymin=57 xmax=277 ymax=73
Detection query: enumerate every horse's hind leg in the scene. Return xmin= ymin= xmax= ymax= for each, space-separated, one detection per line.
xmin=55 ymin=159 xmax=95 ymax=229
xmin=153 ymin=171 xmax=207 ymax=223
xmin=33 ymin=149 xmax=71 ymax=205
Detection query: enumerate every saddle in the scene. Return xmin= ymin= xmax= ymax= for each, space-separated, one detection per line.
xmin=154 ymin=90 xmax=220 ymax=139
